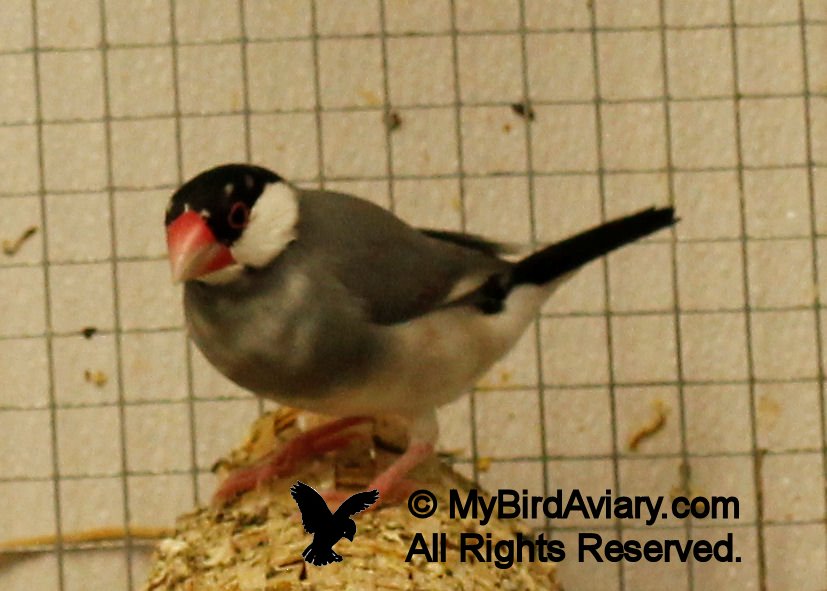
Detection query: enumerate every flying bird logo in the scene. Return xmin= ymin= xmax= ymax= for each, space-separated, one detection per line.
xmin=290 ymin=481 xmax=379 ymax=566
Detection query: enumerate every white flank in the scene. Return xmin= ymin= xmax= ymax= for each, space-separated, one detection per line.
xmin=231 ymin=181 xmax=299 ymax=268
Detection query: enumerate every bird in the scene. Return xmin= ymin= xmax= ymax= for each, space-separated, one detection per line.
xmin=164 ymin=163 xmax=676 ymax=506
xmin=290 ymin=480 xmax=378 ymax=566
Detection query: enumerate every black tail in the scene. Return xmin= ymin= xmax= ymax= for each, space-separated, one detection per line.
xmin=512 ymin=207 xmax=676 ymax=286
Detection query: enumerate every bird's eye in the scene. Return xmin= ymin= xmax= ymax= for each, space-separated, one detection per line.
xmin=228 ymin=201 xmax=250 ymax=229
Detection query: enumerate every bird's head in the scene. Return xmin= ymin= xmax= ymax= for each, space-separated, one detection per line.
xmin=164 ymin=164 xmax=298 ymax=284
xmin=341 ymin=519 xmax=357 ymax=542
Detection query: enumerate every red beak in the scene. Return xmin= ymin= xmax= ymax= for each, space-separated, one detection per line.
xmin=166 ymin=211 xmax=235 ymax=283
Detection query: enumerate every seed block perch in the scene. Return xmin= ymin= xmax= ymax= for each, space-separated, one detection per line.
xmin=141 ymin=409 xmax=561 ymax=590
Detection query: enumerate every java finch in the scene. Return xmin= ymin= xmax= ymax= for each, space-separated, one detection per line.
xmin=164 ymin=163 xmax=676 ymax=507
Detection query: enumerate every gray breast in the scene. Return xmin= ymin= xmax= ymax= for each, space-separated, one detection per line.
xmin=183 ymin=265 xmax=385 ymax=400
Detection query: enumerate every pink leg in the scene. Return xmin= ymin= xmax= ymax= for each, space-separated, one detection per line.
xmin=213 ymin=416 xmax=372 ymax=505
xmin=371 ymin=441 xmax=434 ymax=500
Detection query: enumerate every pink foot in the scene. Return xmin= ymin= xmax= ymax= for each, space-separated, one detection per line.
xmin=213 ymin=416 xmax=372 ymax=506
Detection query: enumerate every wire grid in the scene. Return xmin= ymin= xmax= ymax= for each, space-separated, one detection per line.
xmin=1 ymin=0 xmax=826 ymax=590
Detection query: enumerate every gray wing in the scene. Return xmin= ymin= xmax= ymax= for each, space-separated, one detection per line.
xmin=291 ymin=189 xmax=510 ymax=325
xmin=418 ymin=229 xmax=521 ymax=257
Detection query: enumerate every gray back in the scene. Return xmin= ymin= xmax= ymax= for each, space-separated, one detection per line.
xmin=288 ymin=189 xmax=509 ymax=325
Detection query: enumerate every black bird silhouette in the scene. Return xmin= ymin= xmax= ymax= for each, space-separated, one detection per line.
xmin=290 ymin=481 xmax=379 ymax=566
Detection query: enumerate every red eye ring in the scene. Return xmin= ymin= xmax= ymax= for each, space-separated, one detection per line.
xmin=228 ymin=201 xmax=250 ymax=229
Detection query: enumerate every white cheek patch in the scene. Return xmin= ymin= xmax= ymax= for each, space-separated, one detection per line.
xmin=230 ymin=182 xmax=299 ymax=268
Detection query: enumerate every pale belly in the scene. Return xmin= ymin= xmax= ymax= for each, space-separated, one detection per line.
xmin=266 ymin=284 xmax=552 ymax=419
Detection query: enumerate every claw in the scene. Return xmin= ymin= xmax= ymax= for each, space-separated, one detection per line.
xmin=212 ymin=416 xmax=372 ymax=506
xmin=213 ymin=416 xmax=435 ymax=512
